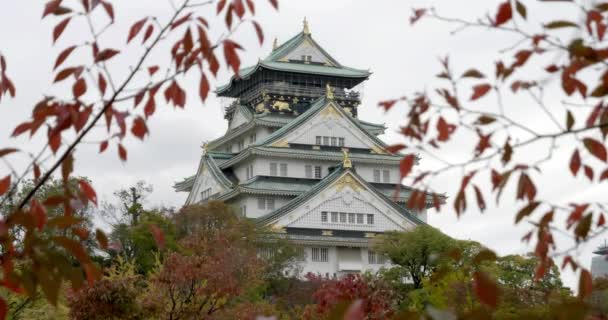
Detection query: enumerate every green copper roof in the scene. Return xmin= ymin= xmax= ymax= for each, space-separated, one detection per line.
xmin=257 ymin=164 xmax=425 ymax=226
xmin=216 ymin=31 xmax=370 ymax=94
xmin=174 ymin=152 xmax=234 ymax=192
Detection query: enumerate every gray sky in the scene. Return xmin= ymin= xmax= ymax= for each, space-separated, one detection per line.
xmin=1 ymin=0 xmax=606 ymax=291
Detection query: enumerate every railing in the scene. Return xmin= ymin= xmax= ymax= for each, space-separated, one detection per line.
xmin=240 ymin=82 xmax=361 ymax=103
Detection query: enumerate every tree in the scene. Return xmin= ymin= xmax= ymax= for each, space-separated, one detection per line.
xmin=101 ymin=180 xmax=153 ymax=227
xmin=375 ymin=225 xmax=454 ymax=289
xmin=0 ymin=1 xmax=277 ymax=314
xmin=376 ymin=0 xmax=608 ymax=308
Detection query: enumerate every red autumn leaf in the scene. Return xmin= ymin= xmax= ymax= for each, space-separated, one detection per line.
xmin=561 ymin=255 xmax=578 ymax=271
xmin=53 ymin=45 xmax=76 ymax=70
xmin=223 ymin=40 xmax=242 ymax=76
xmin=245 ymin=0 xmax=255 ymax=13
xmin=33 ymin=163 xmax=41 ymax=180
xmin=144 ymin=97 xmax=156 ymax=119
xmin=217 ymin=0 xmax=227 ymax=13
xmin=0 ymin=148 xmax=18 ymax=158
xmin=78 ymin=179 xmax=97 ymax=206
xmin=494 ymin=1 xmax=512 ymax=26
xmin=0 ymin=298 xmax=6 ymax=320
xmin=149 ymin=224 xmax=165 ymax=249
xmin=473 ymin=185 xmax=486 ymax=212
xmin=118 ymin=144 xmax=127 ymax=161
xmin=53 ymin=17 xmax=71 ymax=43
xmin=199 ymin=74 xmax=209 ymax=102
xmin=101 ymin=1 xmax=114 ymax=21
xmin=579 ymin=269 xmax=593 ymax=298
xmin=400 ymin=154 xmax=416 ymax=178
xmin=95 ymin=49 xmax=120 ymax=62
xmin=95 ymin=229 xmax=108 ymax=250
xmin=584 ymin=165 xmax=594 ymax=180
xmin=598 ymin=214 xmax=606 ymax=227
xmin=436 ymin=116 xmax=455 ymax=141
xmin=0 ymin=175 xmax=10 ymax=196
xmin=470 ymin=84 xmax=492 ymax=100
xmin=72 ymin=78 xmax=87 ymax=98
xmin=378 ymin=99 xmax=399 ymax=111
xmin=171 ymin=12 xmax=193 ymax=30
xmin=570 ymin=149 xmax=581 ymax=176
xmin=410 ymin=8 xmax=426 ymax=25
xmin=43 ymin=0 xmax=63 ymax=18
xmin=11 ymin=122 xmax=31 ymax=137
xmin=54 ymin=66 xmax=82 ymax=83
xmin=474 ymin=271 xmax=500 ymax=308
xmin=583 ymin=138 xmax=607 ymax=162
xmin=127 ymin=18 xmax=147 ymax=43
xmin=131 ymin=117 xmax=148 ymax=140
xmin=98 ymin=73 xmax=107 ymax=95
xmin=30 ymin=199 xmax=47 ymax=230
xmin=252 ymin=20 xmax=264 ymax=45
xmin=99 ymin=140 xmax=108 ymax=153
xmin=148 ymin=66 xmax=159 ymax=76
xmin=268 ymin=0 xmax=278 ymax=10
xmin=386 ymin=144 xmax=406 ymax=154
xmin=545 ymin=64 xmax=559 ymax=73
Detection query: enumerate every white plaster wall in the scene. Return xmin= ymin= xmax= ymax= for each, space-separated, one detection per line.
xmin=285 ymin=112 xmax=376 ymax=150
xmin=295 ymin=246 xmax=393 ymax=278
xmin=226 ymin=195 xmax=293 ymax=219
xmin=229 ymin=108 xmax=250 ymax=130
xmin=187 ymin=165 xmax=223 ymax=205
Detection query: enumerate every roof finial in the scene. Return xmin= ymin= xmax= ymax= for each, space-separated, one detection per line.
xmin=342 ymin=149 xmax=352 ymax=168
xmin=303 ymin=17 xmax=311 ymax=35
xmin=326 ymin=83 xmax=334 ymax=100
xmin=201 ymin=141 xmax=209 ymax=155
xmin=272 ymin=37 xmax=278 ymax=51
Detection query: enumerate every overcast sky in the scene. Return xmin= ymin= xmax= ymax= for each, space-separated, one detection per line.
xmin=1 ymin=0 xmax=606 ymax=291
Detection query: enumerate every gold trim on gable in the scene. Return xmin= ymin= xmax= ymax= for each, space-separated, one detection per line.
xmin=320 ymin=104 xmax=341 ymax=119
xmin=271 ymin=138 xmax=289 ymax=148
xmin=371 ymin=145 xmax=387 ymax=154
xmin=334 ymin=173 xmax=364 ymax=193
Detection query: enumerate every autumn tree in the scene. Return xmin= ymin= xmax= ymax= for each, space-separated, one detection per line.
xmin=0 ymin=0 xmax=277 ymax=316
xmin=379 ymin=0 xmax=608 ymax=309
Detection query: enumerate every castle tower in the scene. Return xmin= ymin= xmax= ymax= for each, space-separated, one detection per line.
xmin=592 ymin=242 xmax=608 ymax=278
xmin=175 ymin=22 xmax=429 ymax=277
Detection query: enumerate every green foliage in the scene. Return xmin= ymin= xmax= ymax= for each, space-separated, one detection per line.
xmin=374 ymin=225 xmax=454 ymax=289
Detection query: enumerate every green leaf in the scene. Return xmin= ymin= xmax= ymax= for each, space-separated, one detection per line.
xmin=544 ymin=21 xmax=579 ymax=29
xmin=566 ymin=110 xmax=574 ymax=131
xmin=515 ymin=202 xmax=540 ymax=223
xmin=515 ymin=1 xmax=526 ymax=19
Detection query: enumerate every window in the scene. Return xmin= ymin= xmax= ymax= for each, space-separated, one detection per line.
xmin=323 ymin=136 xmax=330 ymax=145
xmin=314 ymin=166 xmax=322 ymax=179
xmin=357 ymin=214 xmax=364 ymax=224
xmin=348 ymin=213 xmax=355 ymax=224
xmin=280 ymin=163 xmax=288 ymax=176
xmin=238 ymin=140 xmax=245 ymax=151
xmin=315 ymin=136 xmax=322 ymax=145
xmin=321 ymin=212 xmax=328 ymax=222
xmin=201 ymin=188 xmax=211 ymax=200
xmin=259 ymin=247 xmax=275 ymax=259
xmin=368 ymin=251 xmax=386 ymax=264
xmin=331 ymin=212 xmax=338 ymax=223
xmin=246 ymin=167 xmax=250 ymax=180
xmin=240 ymin=205 xmax=247 ymax=216
xmin=338 ymin=138 xmax=345 ymax=147
xmin=339 ymin=213 xmax=347 ymax=223
xmin=383 ymin=170 xmax=390 ymax=183
xmin=258 ymin=198 xmax=275 ymax=210
xmin=331 ymin=137 xmax=337 ymax=146
xmin=367 ymin=214 xmax=374 ymax=225
xmin=249 ymin=133 xmax=256 ymax=144
xmin=270 ymin=163 xmax=277 ymax=176
xmin=245 ymin=164 xmax=254 ymax=180
xmin=373 ymin=169 xmax=381 ymax=183
xmin=225 ymin=146 xmax=232 ymax=153
xmin=305 ymin=165 xmax=312 ymax=178
xmin=312 ymin=247 xmax=329 ymax=262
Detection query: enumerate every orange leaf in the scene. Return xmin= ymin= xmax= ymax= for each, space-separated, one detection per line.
xmin=95 ymin=48 xmax=120 ymax=62
xmin=53 ymin=45 xmax=76 ymax=70
xmin=494 ymin=1 xmax=512 ymax=26
xmin=43 ymin=0 xmax=63 ymax=18
xmin=570 ymin=149 xmax=581 ymax=176
xmin=583 ymin=138 xmax=607 ymax=162
xmin=144 ymin=97 xmax=156 ymax=119
xmin=400 ymin=154 xmax=416 ymax=178
xmin=98 ymin=73 xmax=107 ymax=95
xmin=78 ymin=179 xmax=97 ymax=206
xmin=148 ymin=66 xmax=159 ymax=76
xmin=0 ymin=148 xmax=18 ymax=158
xmin=149 ymin=224 xmax=165 ymax=249
xmin=53 ymin=17 xmax=71 ymax=43
xmin=473 ymin=271 xmax=500 ymax=308
xmin=0 ymin=175 xmax=10 ymax=196
xmin=470 ymin=84 xmax=491 ymax=100
xmin=131 ymin=117 xmax=148 ymax=140
xmin=599 ymin=213 xmax=606 ymax=227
